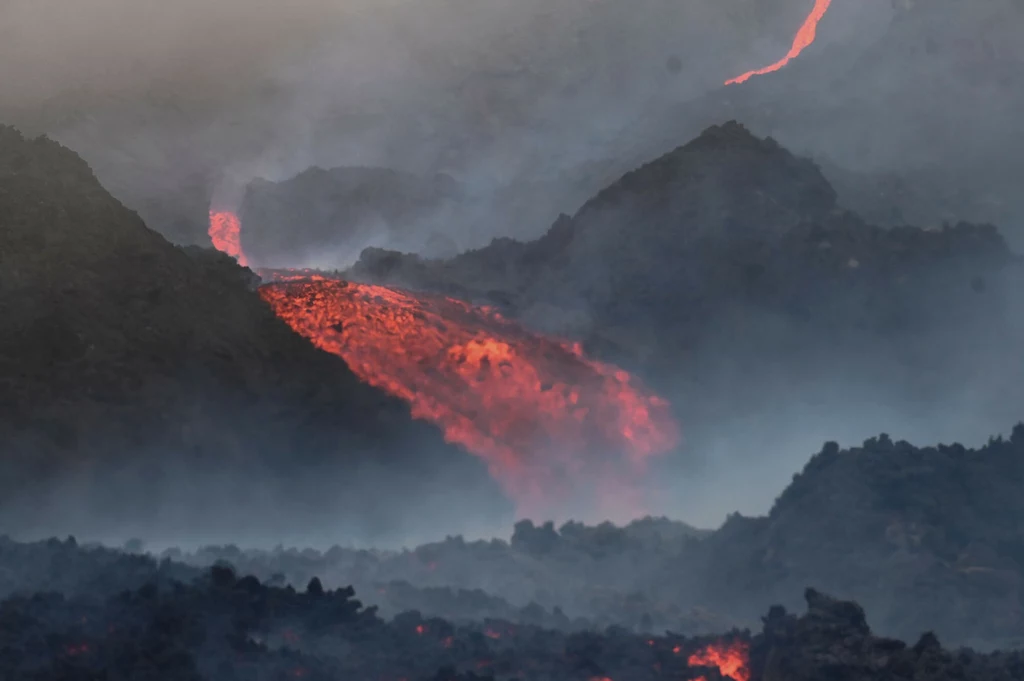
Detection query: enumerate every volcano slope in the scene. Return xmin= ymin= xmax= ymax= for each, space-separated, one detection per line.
xmin=349 ymin=121 xmax=1024 ymax=449
xmin=0 ymin=125 xmax=506 ymax=543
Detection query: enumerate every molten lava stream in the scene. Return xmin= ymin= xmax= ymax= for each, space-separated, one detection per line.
xmin=259 ymin=278 xmax=680 ymax=518
xmin=726 ymin=0 xmax=832 ymax=85
xmin=208 ymin=210 xmax=248 ymax=266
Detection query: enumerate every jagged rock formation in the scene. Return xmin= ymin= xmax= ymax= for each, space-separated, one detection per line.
xmin=0 ymin=539 xmax=1020 ymax=681
xmin=750 ymin=588 xmax=1023 ymax=681
xmin=239 ymin=167 xmax=462 ymax=266
xmin=0 ymin=126 xmax=504 ymax=542
xmin=678 ymin=425 xmax=1024 ymax=649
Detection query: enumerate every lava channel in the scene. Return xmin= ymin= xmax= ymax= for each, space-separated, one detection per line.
xmin=726 ymin=0 xmax=832 ymax=85
xmin=259 ymin=276 xmax=680 ymax=518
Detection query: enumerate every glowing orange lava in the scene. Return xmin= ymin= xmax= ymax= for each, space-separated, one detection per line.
xmin=726 ymin=0 xmax=832 ymax=85
xmin=258 ymin=277 xmax=679 ymax=517
xmin=688 ymin=640 xmax=751 ymax=681
xmin=208 ymin=210 xmax=248 ymax=266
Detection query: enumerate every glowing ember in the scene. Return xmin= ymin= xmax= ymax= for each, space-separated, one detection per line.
xmin=688 ymin=640 xmax=751 ymax=681
xmin=258 ymin=277 xmax=679 ymax=517
xmin=726 ymin=0 xmax=832 ymax=85
xmin=208 ymin=210 xmax=248 ymax=266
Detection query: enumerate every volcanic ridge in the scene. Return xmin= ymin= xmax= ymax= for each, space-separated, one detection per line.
xmin=345 ymin=121 xmax=1023 ymax=457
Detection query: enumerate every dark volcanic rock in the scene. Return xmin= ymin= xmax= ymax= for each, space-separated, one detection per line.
xmin=3 ymin=429 xmax=1024 ymax=655
xmin=750 ymin=589 xmax=1023 ymax=681
xmin=0 ymin=126 xmax=504 ymax=542
xmin=685 ymin=428 xmax=1024 ymax=648
xmin=0 ymin=541 xmax=1020 ymax=681
xmin=239 ymin=166 xmax=461 ymax=267
xmin=349 ymin=121 xmax=1016 ymax=342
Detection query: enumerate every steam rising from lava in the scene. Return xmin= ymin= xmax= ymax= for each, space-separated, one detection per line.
xmin=259 ymin=277 xmax=679 ymax=518
xmin=726 ymin=0 xmax=832 ymax=85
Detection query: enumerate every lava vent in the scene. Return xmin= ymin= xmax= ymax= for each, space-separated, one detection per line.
xmin=259 ymin=277 xmax=680 ymax=518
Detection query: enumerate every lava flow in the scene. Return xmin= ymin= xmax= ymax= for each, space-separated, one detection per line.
xmin=688 ymin=640 xmax=751 ymax=681
xmin=258 ymin=276 xmax=680 ymax=517
xmin=726 ymin=0 xmax=832 ymax=85
xmin=209 ymin=210 xmax=248 ymax=266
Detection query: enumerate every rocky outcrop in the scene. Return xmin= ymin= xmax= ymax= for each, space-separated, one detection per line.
xmin=751 ymin=588 xmax=1024 ymax=681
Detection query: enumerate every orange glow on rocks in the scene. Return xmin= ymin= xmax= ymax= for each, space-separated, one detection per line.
xmin=726 ymin=0 xmax=832 ymax=85
xmin=258 ymin=276 xmax=680 ymax=518
xmin=688 ymin=640 xmax=751 ymax=681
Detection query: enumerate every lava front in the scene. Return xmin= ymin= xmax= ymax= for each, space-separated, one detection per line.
xmin=259 ymin=277 xmax=680 ymax=518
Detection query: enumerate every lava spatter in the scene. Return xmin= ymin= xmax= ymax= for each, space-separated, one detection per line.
xmin=209 ymin=210 xmax=248 ymax=266
xmin=726 ymin=0 xmax=832 ymax=85
xmin=259 ymin=277 xmax=680 ymax=517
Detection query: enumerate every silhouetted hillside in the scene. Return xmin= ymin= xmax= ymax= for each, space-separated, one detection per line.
xmin=0 ymin=126 xmax=505 ymax=543
xmin=347 ymin=122 xmax=1023 ymax=455
xmin=681 ymin=425 xmax=1024 ymax=649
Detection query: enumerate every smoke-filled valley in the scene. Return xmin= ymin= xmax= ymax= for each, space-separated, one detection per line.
xmin=2 ymin=0 xmax=1024 ymax=679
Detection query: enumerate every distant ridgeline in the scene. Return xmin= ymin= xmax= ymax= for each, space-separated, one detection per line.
xmin=346 ymin=124 xmax=1021 ymax=412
